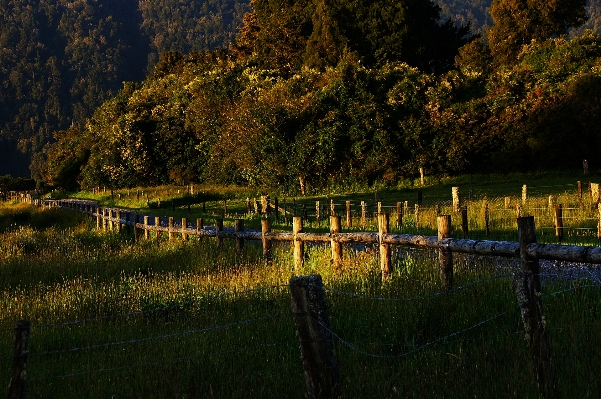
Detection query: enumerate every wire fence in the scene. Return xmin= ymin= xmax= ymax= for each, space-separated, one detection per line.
xmin=4 ymin=254 xmax=601 ymax=398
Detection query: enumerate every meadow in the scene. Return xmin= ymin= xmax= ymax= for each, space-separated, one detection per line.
xmin=2 ymin=172 xmax=601 ymax=398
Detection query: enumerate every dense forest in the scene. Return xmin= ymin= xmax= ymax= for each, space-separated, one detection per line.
xmin=0 ymin=0 xmax=250 ymax=177
xmin=3 ymin=0 xmax=601 ymax=194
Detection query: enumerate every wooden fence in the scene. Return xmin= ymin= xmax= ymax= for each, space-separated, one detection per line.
xmin=6 ymin=191 xmax=601 ymax=397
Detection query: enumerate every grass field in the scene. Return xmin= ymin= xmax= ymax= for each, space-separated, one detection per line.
xmin=2 ymin=172 xmax=601 ymax=398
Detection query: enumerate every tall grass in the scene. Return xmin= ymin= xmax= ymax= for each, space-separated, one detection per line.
xmin=2 ymin=178 xmax=601 ymax=397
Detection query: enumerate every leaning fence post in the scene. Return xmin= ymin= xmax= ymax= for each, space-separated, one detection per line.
xmin=437 ymin=215 xmax=453 ymax=290
xmin=8 ymin=320 xmax=30 ymax=399
xmin=330 ymin=216 xmax=342 ymax=272
xmin=516 ymin=216 xmax=555 ymax=397
xmin=289 ymin=275 xmax=340 ymax=399
xmin=293 ymin=216 xmax=305 ymax=270
xmin=378 ymin=213 xmax=391 ymax=281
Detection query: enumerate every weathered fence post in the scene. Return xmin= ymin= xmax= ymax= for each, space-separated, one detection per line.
xmin=246 ymin=198 xmax=251 ymax=214
xmin=235 ymin=219 xmax=244 ymax=251
xmin=144 ymin=216 xmax=150 ymax=240
xmin=452 ymin=187 xmax=461 ymax=213
xmin=293 ymin=217 xmax=304 ymax=270
xmin=155 ymin=216 xmax=161 ymax=242
xmin=8 ymin=320 xmax=30 ymax=399
xmin=330 ymin=216 xmax=342 ymax=272
xmin=379 ymin=213 xmax=391 ymax=281
xmin=96 ymin=207 xmax=101 ymax=230
xmin=315 ymin=201 xmax=320 ymax=225
xmin=289 ymin=275 xmax=340 ymax=399
xmin=216 ymin=219 xmax=223 ymax=248
xmin=346 ymin=201 xmax=352 ymax=228
xmin=262 ymin=219 xmax=272 ymax=264
xmin=554 ymin=204 xmax=563 ymax=242
xmin=461 ymin=206 xmax=469 ymax=238
xmin=168 ymin=217 xmax=175 ymax=241
xmin=583 ymin=159 xmax=589 ymax=175
xmin=116 ymin=210 xmax=122 ymax=233
xmin=522 ymin=185 xmax=528 ymax=204
xmin=182 ymin=217 xmax=188 ymax=243
xmin=484 ymin=203 xmax=490 ymax=237
xmin=437 ymin=215 xmax=453 ymax=290
xmin=361 ymin=201 xmax=366 ymax=228
xmin=516 ymin=204 xmax=523 ymax=218
xmin=515 ymin=216 xmax=555 ymax=397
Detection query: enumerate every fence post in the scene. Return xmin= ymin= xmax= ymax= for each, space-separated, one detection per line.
xmin=396 ymin=202 xmax=403 ymax=229
xmin=155 ymin=216 xmax=161 ymax=242
xmin=315 ymin=201 xmax=320 ymax=225
xmin=379 ymin=213 xmax=391 ymax=281
xmin=235 ymin=219 xmax=244 ymax=251
xmin=452 ymin=187 xmax=460 ymax=213
xmin=484 ymin=203 xmax=490 ymax=237
xmin=437 ymin=215 xmax=453 ymax=290
xmin=515 ymin=216 xmax=555 ymax=396
xmin=361 ymin=201 xmax=366 ymax=228
xmin=169 ymin=217 xmax=175 ymax=241
xmin=591 ymin=183 xmax=600 ymax=207
xmin=598 ymin=204 xmax=601 ymax=241
xmin=216 ymin=219 xmax=223 ymax=248
xmin=461 ymin=206 xmax=469 ymax=238
xmin=8 ymin=320 xmax=30 ymax=399
xmin=522 ymin=185 xmax=528 ymax=204
xmin=554 ymin=204 xmax=563 ymax=242
xmin=196 ymin=218 xmax=203 ymax=237
xmin=505 ymin=197 xmax=511 ymax=209
xmin=414 ymin=204 xmax=420 ymax=230
xmin=144 ymin=216 xmax=149 ymax=240
xmin=289 ymin=275 xmax=340 ymax=399
xmin=293 ymin=217 xmax=304 ymax=270
xmin=346 ymin=201 xmax=352 ymax=228
xmin=96 ymin=207 xmax=101 ymax=230
xmin=577 ymin=181 xmax=583 ymax=207
xmin=182 ymin=217 xmax=188 ymax=243
xmin=262 ymin=219 xmax=272 ymax=264
xmin=116 ymin=210 xmax=122 ymax=233
xmin=330 ymin=216 xmax=342 ymax=272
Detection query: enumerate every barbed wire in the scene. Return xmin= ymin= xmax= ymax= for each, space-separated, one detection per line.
xmin=314 ymin=305 xmax=520 ymax=360
xmin=29 ymin=313 xmax=288 ymax=358
xmin=28 ymin=339 xmax=296 ymax=383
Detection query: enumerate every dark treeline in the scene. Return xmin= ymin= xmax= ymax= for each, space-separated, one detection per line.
xmin=0 ymin=0 xmax=250 ymax=176
xmin=4 ymin=0 xmax=601 ymax=195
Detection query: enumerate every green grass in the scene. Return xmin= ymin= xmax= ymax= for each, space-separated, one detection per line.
xmin=2 ymin=172 xmax=601 ymax=398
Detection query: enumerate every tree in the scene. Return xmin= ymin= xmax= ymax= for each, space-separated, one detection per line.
xmin=488 ymin=0 xmax=587 ymax=64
